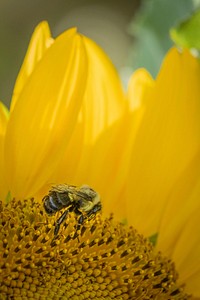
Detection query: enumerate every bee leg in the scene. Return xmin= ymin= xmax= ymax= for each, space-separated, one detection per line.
xmin=86 ymin=206 xmax=98 ymax=219
xmin=54 ymin=209 xmax=69 ymax=236
xmin=77 ymin=213 xmax=84 ymax=231
xmin=73 ymin=213 xmax=84 ymax=241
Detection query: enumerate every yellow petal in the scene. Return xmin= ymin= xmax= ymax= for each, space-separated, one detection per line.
xmin=126 ymin=68 xmax=155 ymax=145
xmin=11 ymin=21 xmax=53 ymax=111
xmin=0 ymin=101 xmax=9 ymax=136
xmin=49 ymin=36 xmax=125 ymax=186
xmin=86 ymin=118 xmax=130 ymax=220
xmin=4 ymin=28 xmax=88 ymax=199
xmin=127 ymin=48 xmax=200 ymax=236
xmin=95 ymin=69 xmax=154 ymax=220
xmin=48 ymin=119 xmax=85 ymax=186
xmin=0 ymin=102 xmax=9 ymax=200
xmin=73 ymin=69 xmax=154 ymax=220
xmin=127 ymin=68 xmax=154 ymax=112
xmin=80 ymin=35 xmax=125 ymax=144
xmin=52 ymin=69 xmax=155 ymax=222
xmin=157 ymin=149 xmax=200 ymax=257
xmin=171 ymin=209 xmax=200 ymax=297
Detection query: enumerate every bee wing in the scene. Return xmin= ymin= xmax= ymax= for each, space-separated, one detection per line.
xmin=72 ymin=190 xmax=92 ymax=201
xmin=51 ymin=184 xmax=76 ymax=193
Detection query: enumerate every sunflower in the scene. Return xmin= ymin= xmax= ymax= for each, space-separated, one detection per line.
xmin=0 ymin=21 xmax=199 ymax=299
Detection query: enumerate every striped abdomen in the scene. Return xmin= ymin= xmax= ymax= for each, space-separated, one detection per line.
xmin=43 ymin=191 xmax=71 ymax=215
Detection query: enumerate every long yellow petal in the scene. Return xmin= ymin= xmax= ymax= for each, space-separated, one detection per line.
xmin=126 ymin=48 xmax=200 ymax=236
xmin=51 ymin=69 xmax=155 ymax=222
xmin=0 ymin=101 xmax=9 ymax=136
xmin=96 ymin=69 xmax=154 ymax=220
xmin=11 ymin=21 xmax=53 ymax=111
xmin=171 ymin=209 xmax=200 ymax=297
xmin=4 ymin=28 xmax=88 ymax=199
xmin=123 ymin=68 xmax=155 ymax=173
xmin=80 ymin=36 xmax=125 ymax=144
xmin=127 ymin=68 xmax=154 ymax=111
xmin=157 ymin=149 xmax=200 ymax=256
xmin=0 ymin=102 xmax=9 ymax=200
xmin=49 ymin=36 xmax=125 ymax=187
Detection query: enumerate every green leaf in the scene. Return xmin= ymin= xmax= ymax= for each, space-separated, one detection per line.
xmin=5 ymin=191 xmax=12 ymax=204
xmin=128 ymin=0 xmax=197 ymax=77
xmin=149 ymin=233 xmax=158 ymax=247
xmin=170 ymin=10 xmax=200 ymax=49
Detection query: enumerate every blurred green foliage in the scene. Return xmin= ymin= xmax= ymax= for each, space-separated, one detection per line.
xmin=129 ymin=0 xmax=200 ymax=78
xmin=171 ymin=9 xmax=200 ymax=49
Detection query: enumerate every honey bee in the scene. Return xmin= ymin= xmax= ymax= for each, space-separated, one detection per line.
xmin=43 ymin=184 xmax=102 ymax=235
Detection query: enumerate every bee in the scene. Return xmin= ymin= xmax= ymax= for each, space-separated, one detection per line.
xmin=43 ymin=184 xmax=102 ymax=236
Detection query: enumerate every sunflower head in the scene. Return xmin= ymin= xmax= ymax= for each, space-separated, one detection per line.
xmin=0 ymin=198 xmax=189 ymax=299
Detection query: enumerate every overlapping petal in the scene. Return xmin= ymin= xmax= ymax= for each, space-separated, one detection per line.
xmin=4 ymin=28 xmax=88 ymax=199
xmin=126 ymin=48 xmax=200 ymax=236
xmin=0 ymin=101 xmax=9 ymax=136
xmin=51 ymin=68 xmax=155 ymax=221
xmin=80 ymin=36 xmax=125 ymax=143
xmin=11 ymin=21 xmax=53 ymax=111
xmin=82 ymin=69 xmax=155 ymax=220
xmin=49 ymin=35 xmax=125 ymax=187
xmin=0 ymin=102 xmax=9 ymax=200
xmin=155 ymin=148 xmax=200 ymax=296
xmin=157 ymin=148 xmax=200 ymax=256
xmin=171 ymin=208 xmax=200 ymax=296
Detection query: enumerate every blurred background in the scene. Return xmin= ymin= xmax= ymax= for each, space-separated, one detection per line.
xmin=0 ymin=0 xmax=199 ymax=107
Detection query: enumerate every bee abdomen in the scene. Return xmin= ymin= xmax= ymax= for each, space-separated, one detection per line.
xmin=43 ymin=191 xmax=71 ymax=215
xmin=43 ymin=196 xmax=56 ymax=215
